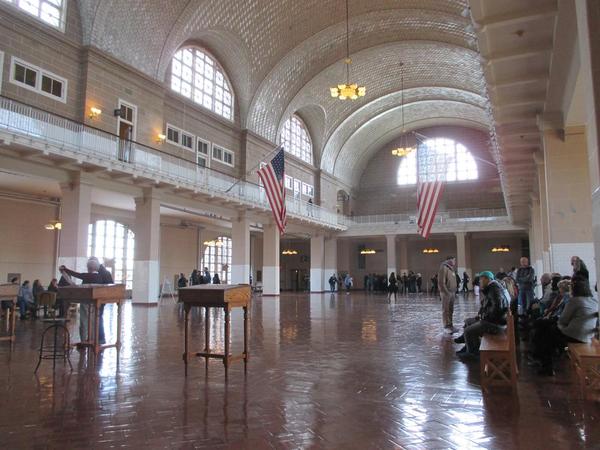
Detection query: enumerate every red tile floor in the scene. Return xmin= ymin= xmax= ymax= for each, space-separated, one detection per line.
xmin=0 ymin=292 xmax=598 ymax=449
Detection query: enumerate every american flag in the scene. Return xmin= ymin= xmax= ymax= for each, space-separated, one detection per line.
xmin=258 ymin=147 xmax=287 ymax=234
xmin=417 ymin=143 xmax=445 ymax=239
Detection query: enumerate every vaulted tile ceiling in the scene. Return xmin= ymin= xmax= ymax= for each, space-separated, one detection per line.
xmin=76 ymin=0 xmax=559 ymax=224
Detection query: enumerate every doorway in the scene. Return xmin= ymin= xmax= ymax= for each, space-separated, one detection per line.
xmin=117 ymin=100 xmax=136 ymax=162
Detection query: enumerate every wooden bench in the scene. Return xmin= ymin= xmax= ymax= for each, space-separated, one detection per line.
xmin=568 ymin=338 xmax=600 ymax=400
xmin=480 ymin=311 xmax=518 ymax=392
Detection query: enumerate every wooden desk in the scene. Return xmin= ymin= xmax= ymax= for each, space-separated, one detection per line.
xmin=0 ymin=283 xmax=19 ymax=345
xmin=569 ymin=340 xmax=600 ymax=400
xmin=58 ymin=284 xmax=125 ymax=355
xmin=178 ymin=284 xmax=251 ymax=377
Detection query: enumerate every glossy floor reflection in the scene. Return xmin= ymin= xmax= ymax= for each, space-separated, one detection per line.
xmin=0 ymin=292 xmax=598 ymax=449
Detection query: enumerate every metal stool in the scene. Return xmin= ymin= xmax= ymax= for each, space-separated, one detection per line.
xmin=35 ymin=320 xmax=73 ymax=373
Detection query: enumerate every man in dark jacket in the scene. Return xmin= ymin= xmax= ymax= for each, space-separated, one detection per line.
xmin=516 ymin=257 xmax=536 ymax=315
xmin=455 ymin=271 xmax=509 ymax=359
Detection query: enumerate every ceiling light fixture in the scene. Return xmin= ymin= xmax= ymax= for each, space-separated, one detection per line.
xmin=282 ymin=249 xmax=298 ymax=255
xmin=360 ymin=248 xmax=377 ymax=255
xmin=89 ymin=106 xmax=102 ymax=120
xmin=422 ymin=248 xmax=439 ymax=254
xmin=391 ymin=63 xmax=416 ymax=158
xmin=329 ymin=0 xmax=365 ymax=101
xmin=204 ymin=239 xmax=223 ymax=247
xmin=491 ymin=246 xmax=510 ymax=253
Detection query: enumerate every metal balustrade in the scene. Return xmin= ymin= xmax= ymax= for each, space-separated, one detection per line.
xmin=340 ymin=208 xmax=510 ymax=227
xmin=0 ymin=96 xmax=512 ymax=232
xmin=0 ymin=96 xmax=343 ymax=229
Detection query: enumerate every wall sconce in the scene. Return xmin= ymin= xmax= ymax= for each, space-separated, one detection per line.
xmin=422 ymin=248 xmax=439 ymax=254
xmin=157 ymin=133 xmax=166 ymax=144
xmin=44 ymin=220 xmax=62 ymax=230
xmin=89 ymin=106 xmax=102 ymax=120
xmin=282 ymin=249 xmax=298 ymax=255
xmin=491 ymin=246 xmax=510 ymax=253
xmin=204 ymin=239 xmax=223 ymax=247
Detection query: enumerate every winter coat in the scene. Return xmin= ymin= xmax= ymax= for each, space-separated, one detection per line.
xmin=438 ymin=262 xmax=457 ymax=297
xmin=516 ymin=266 xmax=535 ymax=287
xmin=479 ymin=280 xmax=510 ymax=325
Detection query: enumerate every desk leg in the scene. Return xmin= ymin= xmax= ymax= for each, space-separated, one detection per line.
xmin=184 ymin=305 xmax=190 ymax=376
xmin=204 ymin=307 xmax=210 ymax=370
xmin=10 ymin=302 xmax=16 ymax=349
xmin=116 ymin=300 xmax=122 ymax=350
xmin=224 ymin=306 xmax=230 ymax=378
xmin=93 ymin=304 xmax=100 ymax=355
xmin=243 ymin=305 xmax=249 ymax=371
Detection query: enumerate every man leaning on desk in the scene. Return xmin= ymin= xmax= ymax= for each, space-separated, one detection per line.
xmin=59 ymin=256 xmax=113 ymax=346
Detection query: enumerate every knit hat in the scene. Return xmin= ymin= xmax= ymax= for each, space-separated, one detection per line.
xmin=479 ymin=271 xmax=495 ymax=280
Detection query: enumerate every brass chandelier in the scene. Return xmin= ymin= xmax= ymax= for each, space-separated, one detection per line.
xmin=330 ymin=0 xmax=366 ymax=100
xmin=391 ymin=63 xmax=416 ymax=157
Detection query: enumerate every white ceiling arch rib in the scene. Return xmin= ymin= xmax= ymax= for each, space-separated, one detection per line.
xmin=246 ymin=8 xmax=475 ymax=135
xmin=333 ymin=100 xmax=491 ymax=184
xmin=321 ymin=87 xmax=488 ymax=172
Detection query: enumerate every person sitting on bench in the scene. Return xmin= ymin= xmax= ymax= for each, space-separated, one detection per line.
xmin=455 ymin=271 xmax=510 ymax=360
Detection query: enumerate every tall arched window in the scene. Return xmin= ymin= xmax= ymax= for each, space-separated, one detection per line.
xmin=87 ymin=220 xmax=135 ymax=289
xmin=397 ymin=138 xmax=478 ymax=186
xmin=280 ymin=115 xmax=313 ymax=164
xmin=170 ymin=47 xmax=234 ymax=121
xmin=202 ymin=237 xmax=232 ymax=283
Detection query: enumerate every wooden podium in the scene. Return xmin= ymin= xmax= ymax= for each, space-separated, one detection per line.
xmin=178 ymin=284 xmax=251 ymax=376
xmin=58 ymin=284 xmax=125 ymax=354
xmin=0 ymin=283 xmax=19 ymax=346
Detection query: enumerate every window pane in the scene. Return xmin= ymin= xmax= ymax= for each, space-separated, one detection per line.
xmin=280 ymin=115 xmax=312 ymax=164
xmin=169 ymin=47 xmax=234 ymax=120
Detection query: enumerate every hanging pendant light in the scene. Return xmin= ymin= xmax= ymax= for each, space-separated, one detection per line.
xmin=391 ymin=63 xmax=416 ymax=157
xmin=329 ymin=0 xmax=366 ymax=100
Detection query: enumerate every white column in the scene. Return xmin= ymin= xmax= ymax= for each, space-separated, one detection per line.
xmin=262 ymin=222 xmax=280 ymax=296
xmin=398 ymin=237 xmax=408 ymax=275
xmin=455 ymin=232 xmax=471 ymax=278
xmin=386 ymin=235 xmax=396 ymax=277
xmin=231 ymin=214 xmax=251 ymax=284
xmin=58 ymin=176 xmax=92 ymax=274
xmin=133 ymin=189 xmax=161 ymax=304
xmin=310 ymin=234 xmax=325 ymax=292
xmin=324 ymin=236 xmax=338 ymax=287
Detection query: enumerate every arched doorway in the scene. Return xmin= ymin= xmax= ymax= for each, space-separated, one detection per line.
xmin=87 ymin=220 xmax=135 ymax=288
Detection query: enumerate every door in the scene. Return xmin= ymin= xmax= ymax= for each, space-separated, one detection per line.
xmin=117 ymin=100 xmax=136 ymax=162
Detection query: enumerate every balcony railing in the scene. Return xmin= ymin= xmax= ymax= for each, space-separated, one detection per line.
xmin=0 ymin=96 xmax=344 ymax=229
xmin=341 ymin=208 xmax=510 ymax=227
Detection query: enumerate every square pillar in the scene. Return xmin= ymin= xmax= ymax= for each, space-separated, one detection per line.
xmin=262 ymin=222 xmax=280 ymax=296
xmin=398 ymin=237 xmax=408 ymax=274
xmin=386 ymin=235 xmax=396 ymax=277
xmin=231 ymin=214 xmax=251 ymax=284
xmin=310 ymin=234 xmax=325 ymax=292
xmin=58 ymin=176 xmax=93 ymax=274
xmin=133 ymin=189 xmax=161 ymax=304
xmin=542 ymin=127 xmax=595 ymax=287
xmin=455 ymin=232 xmax=471 ymax=278
xmin=324 ymin=237 xmax=338 ymax=285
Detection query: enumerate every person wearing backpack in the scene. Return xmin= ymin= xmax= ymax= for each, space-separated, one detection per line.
xmin=455 ymin=271 xmax=509 ymax=360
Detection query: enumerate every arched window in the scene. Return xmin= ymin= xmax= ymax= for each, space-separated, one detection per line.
xmin=202 ymin=237 xmax=232 ymax=283
xmin=397 ymin=138 xmax=478 ymax=186
xmin=87 ymin=220 xmax=135 ymax=289
xmin=3 ymin=0 xmax=66 ymax=30
xmin=280 ymin=115 xmax=313 ymax=164
xmin=170 ymin=47 xmax=234 ymax=121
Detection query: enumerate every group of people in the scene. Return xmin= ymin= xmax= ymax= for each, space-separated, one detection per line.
xmin=7 ymin=257 xmax=115 ymax=345
xmin=437 ymin=254 xmax=598 ymax=376
xmin=328 ymin=273 xmax=354 ymax=293
xmin=177 ymin=268 xmax=221 ymax=288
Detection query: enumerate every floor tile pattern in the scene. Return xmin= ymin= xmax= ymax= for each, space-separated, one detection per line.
xmin=0 ymin=292 xmax=598 ymax=449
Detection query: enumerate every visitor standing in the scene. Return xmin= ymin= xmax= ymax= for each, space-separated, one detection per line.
xmin=438 ymin=256 xmax=458 ymax=332
xmin=516 ymin=257 xmax=536 ymax=316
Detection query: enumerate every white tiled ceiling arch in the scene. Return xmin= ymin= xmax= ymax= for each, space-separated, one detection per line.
xmin=334 ymin=100 xmax=491 ymax=184
xmin=77 ymin=0 xmax=522 ymax=216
